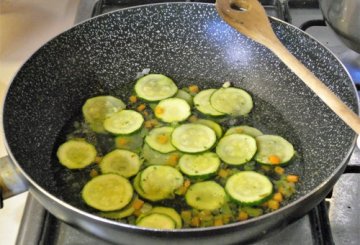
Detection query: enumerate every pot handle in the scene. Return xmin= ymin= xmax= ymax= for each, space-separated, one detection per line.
xmin=0 ymin=155 xmax=28 ymax=208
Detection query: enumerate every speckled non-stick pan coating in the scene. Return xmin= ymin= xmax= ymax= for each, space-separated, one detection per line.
xmin=2 ymin=3 xmax=357 ymax=244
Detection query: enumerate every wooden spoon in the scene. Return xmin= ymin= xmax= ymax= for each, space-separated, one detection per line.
xmin=216 ymin=0 xmax=360 ymax=134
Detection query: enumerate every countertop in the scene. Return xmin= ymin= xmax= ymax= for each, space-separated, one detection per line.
xmin=0 ymin=0 xmax=80 ymax=243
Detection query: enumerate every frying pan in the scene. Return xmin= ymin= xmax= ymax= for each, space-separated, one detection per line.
xmin=1 ymin=3 xmax=358 ymax=244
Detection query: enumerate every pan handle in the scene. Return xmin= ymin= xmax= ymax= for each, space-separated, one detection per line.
xmin=0 ymin=156 xmax=28 ymax=208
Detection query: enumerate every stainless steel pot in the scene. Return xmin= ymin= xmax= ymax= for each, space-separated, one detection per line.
xmin=319 ymin=0 xmax=360 ymax=53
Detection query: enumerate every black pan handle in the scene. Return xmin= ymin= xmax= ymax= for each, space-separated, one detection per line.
xmin=0 ymin=156 xmax=28 ymax=208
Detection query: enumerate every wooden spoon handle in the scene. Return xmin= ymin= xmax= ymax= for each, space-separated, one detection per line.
xmin=268 ymin=40 xmax=360 ymax=134
xmin=216 ymin=0 xmax=360 ymax=134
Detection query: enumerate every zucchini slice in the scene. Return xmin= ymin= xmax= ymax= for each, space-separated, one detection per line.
xmin=225 ymin=171 xmax=273 ymax=205
xmin=57 ymin=140 xmax=97 ymax=169
xmin=185 ymin=181 xmax=226 ymax=210
xmin=145 ymin=126 xmax=176 ymax=153
xmin=142 ymin=143 xmax=181 ymax=166
xmin=103 ymin=110 xmax=144 ymax=135
xmin=136 ymin=213 xmax=176 ymax=229
xmin=195 ymin=119 xmax=223 ymax=138
xmin=139 ymin=165 xmax=184 ymax=201
xmin=82 ymin=174 xmax=133 ymax=211
xmin=139 ymin=206 xmax=182 ymax=228
xmin=175 ymin=89 xmax=193 ymax=106
xmin=135 ymin=74 xmax=178 ymax=101
xmin=254 ymin=135 xmax=295 ymax=165
xmin=179 ymin=152 xmax=220 ymax=179
xmin=82 ymin=95 xmax=126 ymax=133
xmin=115 ymin=130 xmax=144 ymax=153
xmin=98 ymin=196 xmax=137 ymax=220
xmin=216 ymin=134 xmax=257 ymax=165
xmin=193 ymin=89 xmax=225 ymax=116
xmin=100 ymin=149 xmax=142 ymax=178
xmin=210 ymin=87 xmax=253 ymax=116
xmin=154 ymin=98 xmax=191 ymax=123
xmin=225 ymin=125 xmax=263 ymax=138
xmin=171 ymin=123 xmax=217 ymax=153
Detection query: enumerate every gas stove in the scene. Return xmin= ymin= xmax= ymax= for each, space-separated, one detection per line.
xmin=15 ymin=1 xmax=360 ymax=244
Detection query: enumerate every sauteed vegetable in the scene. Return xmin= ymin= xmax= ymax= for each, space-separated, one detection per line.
xmin=56 ymin=73 xmax=299 ymax=229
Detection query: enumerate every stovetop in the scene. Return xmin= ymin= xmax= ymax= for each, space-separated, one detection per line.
xmin=15 ymin=0 xmax=360 ymax=244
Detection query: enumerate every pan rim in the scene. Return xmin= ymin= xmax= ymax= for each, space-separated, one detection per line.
xmin=1 ymin=1 xmax=358 ymax=235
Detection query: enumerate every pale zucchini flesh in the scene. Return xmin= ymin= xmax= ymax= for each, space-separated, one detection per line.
xmin=154 ymin=98 xmax=191 ymax=123
xmin=179 ymin=152 xmax=220 ymax=179
xmin=100 ymin=149 xmax=142 ymax=178
xmin=57 ymin=140 xmax=97 ymax=169
xmin=103 ymin=110 xmax=144 ymax=135
xmin=139 ymin=165 xmax=184 ymax=201
xmin=225 ymin=171 xmax=273 ymax=205
xmin=82 ymin=96 xmax=126 ymax=133
xmin=255 ymin=135 xmax=295 ymax=165
xmin=193 ymin=89 xmax=225 ymax=116
xmin=171 ymin=123 xmax=217 ymax=153
xmin=82 ymin=174 xmax=133 ymax=211
xmin=145 ymin=126 xmax=176 ymax=153
xmin=135 ymin=74 xmax=178 ymax=101
xmin=225 ymin=125 xmax=263 ymax=138
xmin=210 ymin=87 xmax=253 ymax=116
xmin=216 ymin=134 xmax=257 ymax=165
xmin=136 ymin=213 xmax=176 ymax=229
xmin=185 ymin=181 xmax=226 ymax=210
